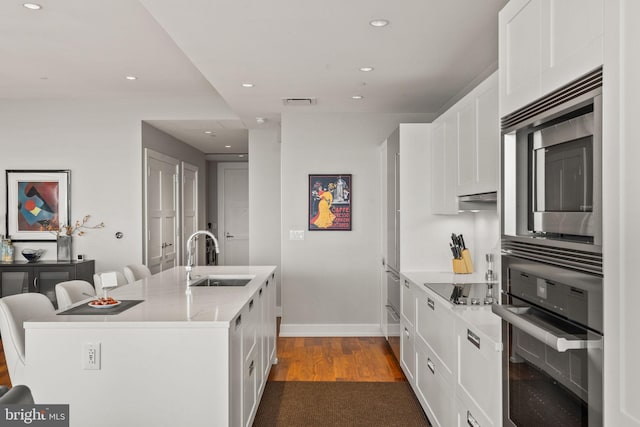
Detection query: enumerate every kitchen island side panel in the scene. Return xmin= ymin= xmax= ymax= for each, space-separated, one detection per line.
xmin=25 ymin=326 xmax=230 ymax=427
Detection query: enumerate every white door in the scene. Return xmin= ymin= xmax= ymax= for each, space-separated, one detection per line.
xmin=218 ymin=162 xmax=249 ymax=265
xmin=145 ymin=149 xmax=179 ymax=274
xmin=182 ymin=162 xmax=198 ymax=265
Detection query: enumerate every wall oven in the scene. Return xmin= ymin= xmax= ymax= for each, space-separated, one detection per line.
xmin=493 ymin=255 xmax=603 ymax=427
xmin=503 ymin=67 xmax=602 ymax=250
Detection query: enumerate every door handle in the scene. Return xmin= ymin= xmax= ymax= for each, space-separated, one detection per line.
xmin=226 ymin=232 xmax=235 ymax=239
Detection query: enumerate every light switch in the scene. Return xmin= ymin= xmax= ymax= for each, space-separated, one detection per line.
xmin=289 ymin=230 xmax=304 ymax=240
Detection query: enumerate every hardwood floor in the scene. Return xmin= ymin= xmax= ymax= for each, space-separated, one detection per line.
xmin=0 ymin=339 xmax=10 ymax=388
xmin=0 ymin=319 xmax=405 ymax=388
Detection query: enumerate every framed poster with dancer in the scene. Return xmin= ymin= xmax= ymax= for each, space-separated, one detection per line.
xmin=5 ymin=169 xmax=71 ymax=241
xmin=308 ymin=174 xmax=351 ymax=231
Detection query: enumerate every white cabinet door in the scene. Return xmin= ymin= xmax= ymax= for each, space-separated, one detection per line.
xmin=416 ymin=339 xmax=455 ymax=427
xmin=400 ymin=320 xmax=416 ymax=383
xmin=455 ymin=319 xmax=502 ymax=427
xmin=230 ymin=313 xmax=243 ymax=427
xmin=541 ymin=0 xmax=603 ymax=96
xmin=475 ymin=76 xmax=500 ymax=195
xmin=415 ymin=288 xmax=457 ymax=380
xmin=401 ymin=277 xmax=416 ymax=328
xmin=500 ymin=0 xmax=604 ymax=117
xmin=430 ymin=120 xmax=447 ymax=214
xmin=499 ymin=0 xmax=542 ymax=116
xmin=443 ymin=113 xmax=459 ymax=210
xmin=457 ymin=102 xmax=476 ymax=196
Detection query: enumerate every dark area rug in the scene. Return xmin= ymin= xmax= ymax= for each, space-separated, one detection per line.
xmin=253 ymin=381 xmax=431 ymax=427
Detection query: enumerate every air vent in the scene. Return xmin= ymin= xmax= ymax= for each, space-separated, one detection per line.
xmin=282 ymin=98 xmax=317 ymax=106
xmin=502 ymin=239 xmax=603 ymax=276
xmin=501 ymin=67 xmax=603 ymax=131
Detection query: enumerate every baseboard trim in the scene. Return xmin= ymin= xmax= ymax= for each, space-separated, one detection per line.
xmin=279 ymin=323 xmax=384 ymax=337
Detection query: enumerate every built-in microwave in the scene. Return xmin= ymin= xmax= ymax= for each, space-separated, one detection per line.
xmin=502 ymin=68 xmax=602 ymax=250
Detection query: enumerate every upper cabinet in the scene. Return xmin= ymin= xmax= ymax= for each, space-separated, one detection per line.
xmin=499 ymin=0 xmax=603 ymax=116
xmin=456 ymin=73 xmax=499 ymax=197
xmin=431 ymin=71 xmax=499 ymax=214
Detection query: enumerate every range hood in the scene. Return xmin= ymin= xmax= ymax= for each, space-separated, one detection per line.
xmin=458 ymin=191 xmax=497 ymax=211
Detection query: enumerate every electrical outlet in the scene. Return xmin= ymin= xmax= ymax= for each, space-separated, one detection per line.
xmin=83 ymin=343 xmax=101 ymax=370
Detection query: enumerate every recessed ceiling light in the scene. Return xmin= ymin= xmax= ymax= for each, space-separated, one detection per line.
xmin=256 ymin=117 xmax=266 ymax=124
xmin=241 ymin=83 xmax=254 ymax=88
xmin=369 ymin=19 xmax=389 ymax=27
xmin=23 ymin=3 xmax=42 ymax=10
xmin=359 ymin=67 xmax=374 ymax=72
xmin=125 ymin=75 xmax=137 ymax=80
xmin=352 ymin=95 xmax=364 ymax=100
xmin=204 ymin=131 xmax=213 ymax=134
xmin=238 ymin=154 xmax=245 ymax=158
xmin=225 ymin=145 xmax=231 ymax=148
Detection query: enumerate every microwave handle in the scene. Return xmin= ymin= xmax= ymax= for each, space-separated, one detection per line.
xmin=491 ymin=304 xmax=602 ymax=352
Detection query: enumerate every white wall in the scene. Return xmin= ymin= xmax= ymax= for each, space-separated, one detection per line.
xmin=0 ymin=95 xmax=229 ymax=272
xmin=248 ymin=127 xmax=282 ymax=307
xmin=279 ymin=112 xmax=431 ymax=336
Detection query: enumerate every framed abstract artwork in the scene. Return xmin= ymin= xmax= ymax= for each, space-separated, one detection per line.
xmin=5 ymin=170 xmax=71 ymax=241
xmin=308 ymin=174 xmax=351 ymax=231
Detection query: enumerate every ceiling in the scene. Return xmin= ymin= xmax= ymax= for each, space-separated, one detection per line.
xmin=2 ymin=0 xmax=507 ymax=154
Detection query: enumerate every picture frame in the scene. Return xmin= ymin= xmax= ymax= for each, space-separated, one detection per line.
xmin=5 ymin=169 xmax=71 ymax=241
xmin=308 ymin=174 xmax=351 ymax=231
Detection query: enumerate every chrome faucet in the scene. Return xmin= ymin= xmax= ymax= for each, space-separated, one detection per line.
xmin=186 ymin=230 xmax=220 ymax=282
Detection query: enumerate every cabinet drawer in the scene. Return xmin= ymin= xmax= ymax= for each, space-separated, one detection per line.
xmin=455 ymin=394 xmax=494 ymax=427
xmin=415 ymin=339 xmax=454 ymax=427
xmin=401 ymin=278 xmax=416 ymax=327
xmin=242 ymin=296 xmax=259 ymax=360
xmin=456 ymin=319 xmax=502 ymax=426
xmin=400 ymin=320 xmax=416 ymax=383
xmin=416 ymin=288 xmax=456 ymax=377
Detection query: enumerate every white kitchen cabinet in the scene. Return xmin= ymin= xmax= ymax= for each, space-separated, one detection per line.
xmin=455 ymin=316 xmax=502 ymax=426
xmin=400 ymin=320 xmax=416 ymax=383
xmin=230 ymin=312 xmax=243 ymax=427
xmin=415 ymin=286 xmax=457 ymax=380
xmin=431 ymin=112 xmax=460 ymax=215
xmin=499 ymin=0 xmax=603 ymax=116
xmin=401 ymin=277 xmax=415 ymax=329
xmin=415 ymin=339 xmax=455 ymax=427
xmin=455 ymin=395 xmax=493 ymax=427
xmin=456 ymin=72 xmax=499 ymax=197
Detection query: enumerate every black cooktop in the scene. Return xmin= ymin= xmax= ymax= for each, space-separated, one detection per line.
xmin=424 ymin=282 xmax=494 ymax=305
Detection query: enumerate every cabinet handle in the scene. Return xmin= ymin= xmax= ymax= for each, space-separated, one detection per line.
xmin=467 ymin=329 xmax=481 ymax=349
xmin=266 ymin=279 xmax=269 ymax=287
xmin=427 ymin=358 xmax=435 ymax=374
xmin=403 ymin=280 xmax=410 ymax=289
xmin=259 ymin=288 xmax=263 ymax=297
xmin=467 ymin=410 xmax=480 ymax=427
xmin=249 ymin=299 xmax=254 ymax=310
xmin=404 ymin=327 xmax=410 ymax=337
xmin=427 ymin=298 xmax=435 ymax=310
xmin=33 ymin=277 xmax=38 ymax=291
xmin=235 ymin=315 xmax=242 ymax=328
xmin=249 ymin=360 xmax=255 ymax=376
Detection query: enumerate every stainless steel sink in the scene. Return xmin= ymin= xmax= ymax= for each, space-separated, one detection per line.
xmin=190 ymin=276 xmax=253 ymax=287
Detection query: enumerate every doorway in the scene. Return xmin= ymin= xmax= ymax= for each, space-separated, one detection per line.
xmin=217 ymin=162 xmax=249 ymax=265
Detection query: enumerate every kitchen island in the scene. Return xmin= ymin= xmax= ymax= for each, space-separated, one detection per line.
xmin=24 ymin=265 xmax=278 ymax=427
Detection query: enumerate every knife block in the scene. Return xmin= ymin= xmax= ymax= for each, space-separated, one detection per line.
xmin=461 ymin=249 xmax=474 ymax=273
xmin=452 ymin=249 xmax=474 ymax=274
xmin=452 ymin=258 xmax=469 ymax=274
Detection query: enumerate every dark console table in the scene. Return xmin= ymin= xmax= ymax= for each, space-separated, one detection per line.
xmin=0 ymin=260 xmax=95 ymax=309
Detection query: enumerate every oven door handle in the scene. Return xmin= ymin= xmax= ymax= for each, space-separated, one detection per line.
xmin=492 ymin=304 xmax=602 ymax=352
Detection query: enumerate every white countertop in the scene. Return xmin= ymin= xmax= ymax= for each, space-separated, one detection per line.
xmin=25 ymin=265 xmax=276 ymax=329
xmin=402 ymin=270 xmax=502 ymax=345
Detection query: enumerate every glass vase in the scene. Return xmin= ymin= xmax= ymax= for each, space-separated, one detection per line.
xmin=57 ymin=236 xmax=72 ymax=262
